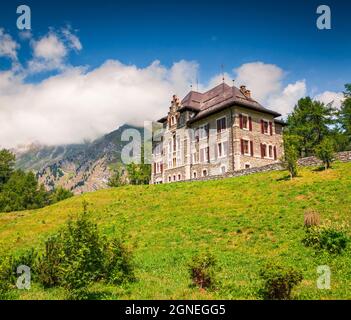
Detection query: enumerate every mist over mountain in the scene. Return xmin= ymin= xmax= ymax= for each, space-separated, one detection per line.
xmin=14 ymin=124 xmax=143 ymax=194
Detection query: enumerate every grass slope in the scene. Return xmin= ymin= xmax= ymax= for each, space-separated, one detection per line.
xmin=1 ymin=163 xmax=351 ymax=300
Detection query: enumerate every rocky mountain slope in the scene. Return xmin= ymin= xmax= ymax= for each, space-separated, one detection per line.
xmin=14 ymin=124 xmax=143 ymax=194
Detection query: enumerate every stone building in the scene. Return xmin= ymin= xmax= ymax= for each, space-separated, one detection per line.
xmin=151 ymin=83 xmax=285 ymax=184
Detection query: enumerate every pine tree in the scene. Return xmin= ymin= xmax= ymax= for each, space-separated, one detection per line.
xmin=287 ymin=97 xmax=336 ymax=156
xmin=338 ymin=84 xmax=351 ymax=150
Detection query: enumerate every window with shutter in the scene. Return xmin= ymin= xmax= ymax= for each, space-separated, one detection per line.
xmin=242 ymin=140 xmax=250 ymax=155
xmin=217 ymin=117 xmax=227 ymax=133
xmin=249 ymin=117 xmax=252 ymax=131
xmin=269 ymin=145 xmax=273 ymax=158
xmin=218 ymin=143 xmax=223 ymax=157
xmin=239 ymin=114 xmax=243 ymax=129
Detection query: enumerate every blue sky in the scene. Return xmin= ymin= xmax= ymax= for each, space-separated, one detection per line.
xmin=1 ymin=0 xmax=349 ymax=89
xmin=0 ymin=0 xmax=350 ymax=147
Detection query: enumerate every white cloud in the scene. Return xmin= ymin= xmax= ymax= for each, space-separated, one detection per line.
xmin=314 ymin=91 xmax=344 ymax=109
xmin=0 ymin=30 xmax=342 ymax=150
xmin=0 ymin=28 xmax=19 ymax=61
xmin=268 ymin=80 xmax=307 ymax=116
xmin=29 ymin=33 xmax=67 ymax=73
xmin=28 ymin=28 xmax=82 ymax=74
xmin=0 ymin=60 xmax=198 ymax=148
xmin=62 ymin=28 xmax=82 ymax=51
xmin=233 ymin=62 xmax=307 ymax=117
xmin=234 ymin=62 xmax=284 ymax=103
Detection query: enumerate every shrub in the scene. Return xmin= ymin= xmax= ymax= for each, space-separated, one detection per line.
xmin=36 ymin=235 xmax=63 ymax=287
xmin=35 ymin=202 xmax=135 ymax=299
xmin=314 ymin=137 xmax=336 ymax=169
xmin=108 ymin=169 xmax=125 ymax=187
xmin=259 ymin=263 xmax=303 ymax=300
xmin=303 ymin=223 xmax=349 ymax=254
xmin=0 ymin=170 xmax=48 ymax=212
xmin=0 ymin=249 xmax=37 ymax=298
xmin=188 ymin=252 xmax=217 ymax=290
xmin=282 ymin=134 xmax=300 ymax=179
xmin=304 ymin=209 xmax=320 ymax=227
xmin=49 ymin=187 xmax=74 ymax=204
xmin=103 ymin=239 xmax=135 ymax=285
xmin=0 ymin=256 xmax=14 ymax=299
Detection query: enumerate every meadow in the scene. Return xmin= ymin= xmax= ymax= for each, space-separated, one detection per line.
xmin=0 ymin=162 xmax=350 ymax=300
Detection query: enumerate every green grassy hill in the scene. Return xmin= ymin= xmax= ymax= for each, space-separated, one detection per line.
xmin=1 ymin=162 xmax=351 ymax=300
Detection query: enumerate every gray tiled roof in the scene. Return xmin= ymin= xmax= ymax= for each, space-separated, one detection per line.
xmin=158 ymin=83 xmax=282 ymax=123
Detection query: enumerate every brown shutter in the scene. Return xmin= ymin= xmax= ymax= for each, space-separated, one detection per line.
xmin=269 ymin=122 xmax=273 ymax=136
xmin=274 ymin=146 xmax=277 ymax=160
xmin=160 ymin=163 xmax=163 ymax=173
xmin=260 ymin=143 xmax=263 ymax=158
xmin=261 ymin=120 xmax=264 ymax=134
xmin=249 ymin=117 xmax=252 ymax=131
xmin=207 ymin=147 xmax=210 ymax=163
xmin=153 ymin=163 xmax=156 ymax=174
xmin=241 ymin=139 xmax=244 ymax=155
xmin=250 ymin=141 xmax=254 ymax=156
xmin=239 ymin=114 xmax=243 ymax=129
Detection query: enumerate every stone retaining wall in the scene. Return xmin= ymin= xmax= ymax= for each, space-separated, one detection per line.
xmin=184 ymin=151 xmax=351 ymax=183
xmin=297 ymin=151 xmax=351 ymax=167
xmin=187 ymin=162 xmax=283 ymax=183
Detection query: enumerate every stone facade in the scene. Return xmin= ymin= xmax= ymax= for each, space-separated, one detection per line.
xmin=151 ymin=83 xmax=285 ymax=184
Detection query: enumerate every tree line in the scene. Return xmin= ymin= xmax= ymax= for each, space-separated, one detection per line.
xmin=283 ymin=84 xmax=351 ymax=178
xmin=0 ymin=150 xmax=73 ymax=213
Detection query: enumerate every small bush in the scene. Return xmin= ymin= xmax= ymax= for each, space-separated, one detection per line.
xmin=188 ymin=252 xmax=217 ymax=290
xmin=36 ymin=235 xmax=63 ymax=288
xmin=0 ymin=248 xmax=37 ymax=299
xmin=49 ymin=187 xmax=74 ymax=204
xmin=103 ymin=239 xmax=135 ymax=285
xmin=0 ymin=256 xmax=14 ymax=299
xmin=259 ymin=263 xmax=303 ymax=300
xmin=304 ymin=209 xmax=320 ymax=227
xmin=303 ymin=223 xmax=349 ymax=254
xmin=35 ymin=203 xmax=135 ymax=299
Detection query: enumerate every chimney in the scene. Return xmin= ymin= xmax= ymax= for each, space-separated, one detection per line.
xmin=245 ymin=90 xmax=251 ymax=99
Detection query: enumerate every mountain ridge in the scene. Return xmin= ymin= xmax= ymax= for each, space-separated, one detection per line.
xmin=14 ymin=124 xmax=143 ymax=194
